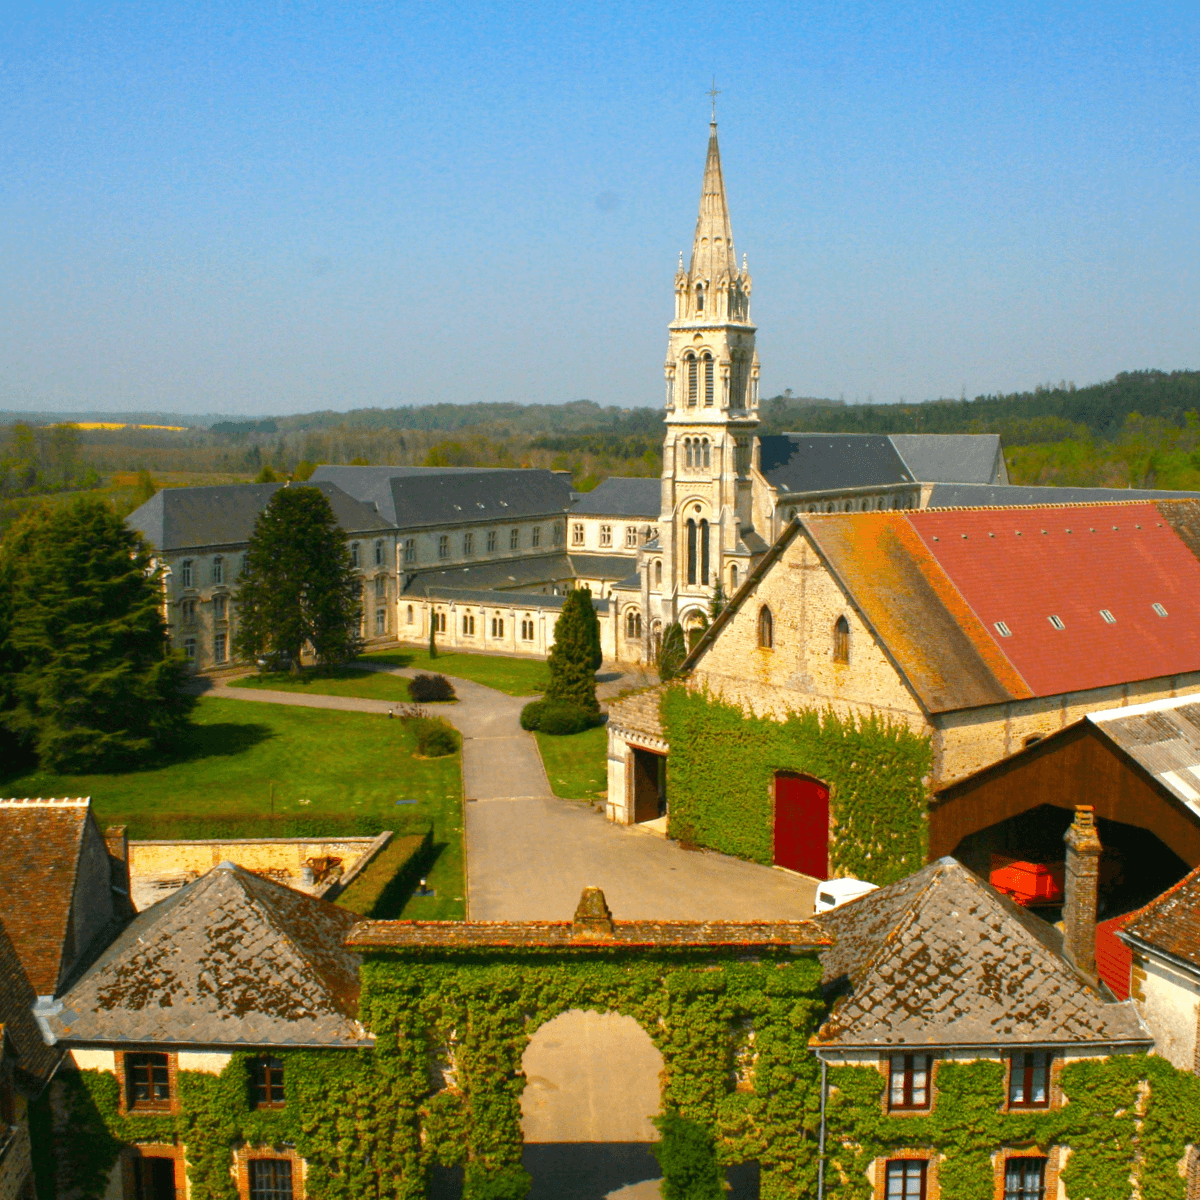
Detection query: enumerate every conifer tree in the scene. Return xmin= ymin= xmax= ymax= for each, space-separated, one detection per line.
xmin=545 ymin=588 xmax=600 ymax=714
xmin=0 ymin=498 xmax=195 ymax=771
xmin=658 ymin=621 xmax=687 ymax=682
xmin=234 ymin=486 xmax=363 ymax=671
xmin=709 ymin=582 xmax=727 ymax=621
xmin=429 ymin=613 xmax=438 ymax=659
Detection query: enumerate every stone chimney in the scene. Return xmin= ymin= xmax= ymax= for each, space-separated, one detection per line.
xmin=572 ymin=887 xmax=614 ymax=939
xmin=1062 ymin=805 xmax=1102 ymax=977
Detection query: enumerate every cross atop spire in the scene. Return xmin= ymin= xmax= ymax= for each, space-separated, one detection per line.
xmin=708 ymin=79 xmax=721 ymax=123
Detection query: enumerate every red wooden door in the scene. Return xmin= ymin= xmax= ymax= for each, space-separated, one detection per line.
xmin=774 ymin=773 xmax=830 ymax=878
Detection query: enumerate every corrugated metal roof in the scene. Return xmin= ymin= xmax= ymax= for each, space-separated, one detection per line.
xmin=570 ymin=477 xmax=661 ymax=518
xmin=126 ymin=482 xmax=395 ymax=552
xmin=47 ymin=863 xmax=368 ymax=1048
xmin=813 ymin=858 xmax=1149 ymax=1048
xmin=1088 ymin=695 xmax=1200 ymax=819
xmin=906 ymin=502 xmax=1200 ymax=696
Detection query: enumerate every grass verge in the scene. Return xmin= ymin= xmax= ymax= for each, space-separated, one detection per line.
xmin=363 ymin=647 xmax=549 ymax=696
xmin=1 ymin=696 xmax=466 ymax=919
xmin=535 ymin=724 xmax=609 ymax=801
xmin=229 ymin=667 xmax=427 ymax=703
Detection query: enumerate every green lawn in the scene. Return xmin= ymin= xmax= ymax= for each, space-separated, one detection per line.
xmin=363 ymin=647 xmax=549 ymax=696
xmin=229 ymin=667 xmax=445 ymax=704
xmin=535 ymin=725 xmax=609 ymax=801
xmin=1 ymin=696 xmax=465 ymax=920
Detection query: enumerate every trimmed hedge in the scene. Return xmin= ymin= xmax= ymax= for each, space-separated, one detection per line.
xmin=520 ymin=700 xmax=601 ymax=735
xmin=408 ymin=673 xmax=457 ymax=703
xmin=333 ymin=827 xmax=433 ymax=917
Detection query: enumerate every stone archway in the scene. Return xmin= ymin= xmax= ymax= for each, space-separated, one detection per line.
xmin=520 ymin=1009 xmax=663 ymax=1144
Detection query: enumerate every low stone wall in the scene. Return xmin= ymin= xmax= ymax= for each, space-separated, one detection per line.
xmin=128 ymin=833 xmax=391 ymax=911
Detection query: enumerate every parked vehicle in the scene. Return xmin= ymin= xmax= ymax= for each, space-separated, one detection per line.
xmin=814 ymin=877 xmax=879 ymax=913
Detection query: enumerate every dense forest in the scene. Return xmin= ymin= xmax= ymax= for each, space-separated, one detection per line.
xmin=4 ymin=368 xmax=1200 ymax=534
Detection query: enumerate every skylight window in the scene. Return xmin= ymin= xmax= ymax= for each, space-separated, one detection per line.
xmin=994 ymin=621 xmax=1012 ymax=637
xmin=1153 ymin=603 xmax=1168 ymax=617
xmin=1048 ymin=615 xmax=1065 ymax=630
xmin=1100 ymin=609 xmax=1116 ymax=624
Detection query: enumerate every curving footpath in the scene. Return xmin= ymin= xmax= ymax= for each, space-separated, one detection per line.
xmin=202 ymin=665 xmax=817 ymax=923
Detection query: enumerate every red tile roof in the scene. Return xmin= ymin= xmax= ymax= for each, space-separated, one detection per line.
xmin=0 ymin=799 xmax=92 ymax=995
xmin=906 ymin=502 xmax=1200 ymax=696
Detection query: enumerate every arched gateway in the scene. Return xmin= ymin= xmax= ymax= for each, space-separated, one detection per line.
xmin=348 ymin=887 xmax=828 ymax=1199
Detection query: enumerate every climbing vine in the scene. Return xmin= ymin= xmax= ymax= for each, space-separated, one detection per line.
xmin=660 ymin=684 xmax=931 ymax=885
xmin=824 ymin=1054 xmax=1200 ymax=1200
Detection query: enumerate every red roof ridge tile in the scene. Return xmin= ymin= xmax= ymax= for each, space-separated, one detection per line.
xmin=0 ymin=797 xmax=91 ymax=806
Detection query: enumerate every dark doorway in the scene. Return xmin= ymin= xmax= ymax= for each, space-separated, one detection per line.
xmin=774 ymin=773 xmax=830 ymax=878
xmin=133 ymin=1157 xmax=176 ymax=1200
xmin=632 ymin=749 xmax=667 ymax=823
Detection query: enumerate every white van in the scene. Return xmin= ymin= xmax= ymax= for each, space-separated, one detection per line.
xmin=814 ymin=877 xmax=879 ymax=913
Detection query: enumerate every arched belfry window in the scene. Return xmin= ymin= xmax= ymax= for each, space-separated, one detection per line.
xmin=702 ymin=352 xmax=714 ymax=406
xmin=686 ymin=355 xmax=698 ymax=406
xmin=686 ymin=519 xmax=697 ymax=585
xmin=699 ymin=518 xmax=709 ymax=585
xmin=834 ymin=615 xmax=850 ymax=664
xmin=730 ymin=564 xmax=738 ymax=591
xmin=695 ymin=285 xmax=704 ymax=313
xmin=758 ymin=606 xmax=774 ymax=649
xmin=684 ymin=438 xmax=693 ymax=468
xmin=702 ymin=439 xmax=711 ymax=468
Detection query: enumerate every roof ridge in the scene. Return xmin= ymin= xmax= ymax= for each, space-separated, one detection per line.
xmin=0 ymin=797 xmax=91 ymax=806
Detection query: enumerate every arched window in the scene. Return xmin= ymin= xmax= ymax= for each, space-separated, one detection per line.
xmin=695 ymin=285 xmax=704 ymax=312
xmin=686 ymin=519 xmax=697 ymax=585
xmin=834 ymin=615 xmax=850 ymax=664
xmin=702 ymin=439 xmax=710 ymax=468
xmin=758 ymin=606 xmax=774 ymax=649
xmin=684 ymin=438 xmax=693 ymax=468
xmin=625 ymin=610 xmax=642 ymax=639
xmin=702 ymin=353 xmax=714 ymax=406
xmin=686 ymin=354 xmax=698 ymax=406
xmin=729 ymin=564 xmax=738 ymax=591
xmin=655 ymin=559 xmax=663 ymax=587
xmin=699 ymin=518 xmax=709 ymax=585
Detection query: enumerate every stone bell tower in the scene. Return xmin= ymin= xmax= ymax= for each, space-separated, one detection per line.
xmin=658 ymin=117 xmax=760 ymax=625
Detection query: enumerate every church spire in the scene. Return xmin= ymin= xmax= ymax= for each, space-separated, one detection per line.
xmin=688 ymin=121 xmax=738 ymax=285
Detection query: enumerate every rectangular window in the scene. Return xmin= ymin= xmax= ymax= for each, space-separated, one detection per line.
xmin=491 ymin=617 xmax=504 ymax=638
xmin=213 ymin=594 xmax=227 ymax=621
xmin=251 ymin=1057 xmax=285 ymax=1108
xmin=553 ymin=522 xmax=563 ymax=545
xmin=572 ymin=523 xmax=584 ymax=546
xmin=249 ymin=1159 xmax=293 ymax=1200
xmin=532 ymin=526 xmax=541 ymax=547
xmin=404 ymin=538 xmax=416 ymax=564
xmin=1008 ymin=1052 xmax=1050 ymax=1107
xmin=181 ymin=599 xmax=198 ymax=627
xmin=126 ymin=1053 xmax=171 ymax=1111
xmin=463 ymin=532 xmax=474 ymax=555
xmin=889 ymin=1054 xmax=932 ymax=1111
xmin=600 ymin=524 xmax=612 ymax=547
xmin=521 ymin=618 xmax=534 ymax=641
xmin=1004 ymin=1158 xmax=1046 ymax=1200
xmin=375 ymin=575 xmax=386 ymax=599
xmin=439 ymin=535 xmax=449 ymax=559
xmin=241 ymin=554 xmax=248 ymax=577
xmin=183 ymin=638 xmax=196 ymax=660
xmin=180 ymin=560 xmax=193 ymax=588
xmin=212 ymin=557 xmax=223 ymax=585
xmin=487 ymin=529 xmax=497 ymax=552
xmin=462 ymin=613 xmax=475 ymax=635
xmin=375 ymin=608 xmax=386 ymax=636
xmin=885 ymin=1161 xmax=926 ymax=1200
xmin=214 ymin=633 xmax=227 ymax=663
xmin=510 ymin=528 xmax=519 ymax=550
xmin=350 ymin=543 xmax=360 ymax=568
xmin=625 ymin=526 xmax=638 ymax=548
xmin=375 ymin=540 xmax=383 ymax=566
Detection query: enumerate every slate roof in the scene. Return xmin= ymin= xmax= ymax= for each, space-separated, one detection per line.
xmin=0 ymin=798 xmax=95 ymax=997
xmin=1118 ymin=864 xmax=1200 ymax=974
xmin=759 ymin=434 xmax=915 ymax=494
xmin=46 ymin=863 xmax=368 ymax=1048
xmin=569 ymin=553 xmax=641 ymax=579
xmin=812 ymin=858 xmax=1150 ymax=1048
xmin=696 ymin=500 xmax=1200 ymax=714
xmin=348 ymin=918 xmax=828 ymax=950
xmin=311 ymin=465 xmax=574 ymax=528
xmin=890 ymin=434 xmax=1008 ymax=485
xmin=404 ymin=554 xmax=575 ymax=595
xmin=0 ymin=919 xmax=61 ymax=1093
xmin=1086 ymin=695 xmax=1200 ymax=819
xmin=126 ymin=482 xmax=395 ymax=552
xmin=928 ymin=483 xmax=1200 ymax=507
xmin=570 ymin=477 xmax=662 ymax=518
xmin=410 ymin=587 xmax=609 ymax=613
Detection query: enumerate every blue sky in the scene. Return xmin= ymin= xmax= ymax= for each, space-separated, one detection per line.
xmin=2 ymin=1 xmax=1198 ymax=415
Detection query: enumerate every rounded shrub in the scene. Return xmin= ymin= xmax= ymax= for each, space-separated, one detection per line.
xmin=409 ymin=672 xmax=456 ymax=703
xmin=519 ymin=700 xmax=546 ymax=731
xmin=418 ymin=724 xmax=459 ymax=757
xmin=536 ymin=703 xmax=600 ymax=736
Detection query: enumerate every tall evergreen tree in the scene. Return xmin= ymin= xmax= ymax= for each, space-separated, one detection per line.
xmin=545 ymin=588 xmax=600 ymax=714
xmin=234 ymin=486 xmax=363 ymax=670
xmin=658 ymin=621 xmax=687 ymax=682
xmin=579 ymin=584 xmax=603 ymax=670
xmin=0 ymin=498 xmax=195 ymax=771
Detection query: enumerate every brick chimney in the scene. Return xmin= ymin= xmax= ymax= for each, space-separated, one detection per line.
xmin=1062 ymin=805 xmax=1102 ymax=977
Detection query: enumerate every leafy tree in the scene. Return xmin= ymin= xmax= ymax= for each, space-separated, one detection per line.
xmin=290 ymin=460 xmax=318 ymax=482
xmin=131 ymin=469 xmax=157 ymax=509
xmin=651 ymin=1111 xmax=724 ymax=1200
xmin=545 ymin=588 xmax=600 ymax=714
xmin=253 ymin=464 xmax=278 ymax=483
xmin=234 ymin=486 xmax=363 ymax=671
xmin=658 ymin=621 xmax=686 ymax=682
xmin=0 ymin=498 xmax=195 ymax=771
xmin=709 ymin=582 xmax=727 ymax=620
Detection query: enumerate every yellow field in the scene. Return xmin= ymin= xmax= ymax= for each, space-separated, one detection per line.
xmin=66 ymin=422 xmax=190 ymax=431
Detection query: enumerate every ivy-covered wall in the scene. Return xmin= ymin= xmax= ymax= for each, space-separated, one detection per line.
xmin=825 ymin=1055 xmax=1200 ymax=1200
xmin=659 ymin=684 xmax=931 ymax=885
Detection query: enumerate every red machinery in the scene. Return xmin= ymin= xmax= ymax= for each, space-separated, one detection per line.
xmin=989 ymin=856 xmax=1065 ymax=906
